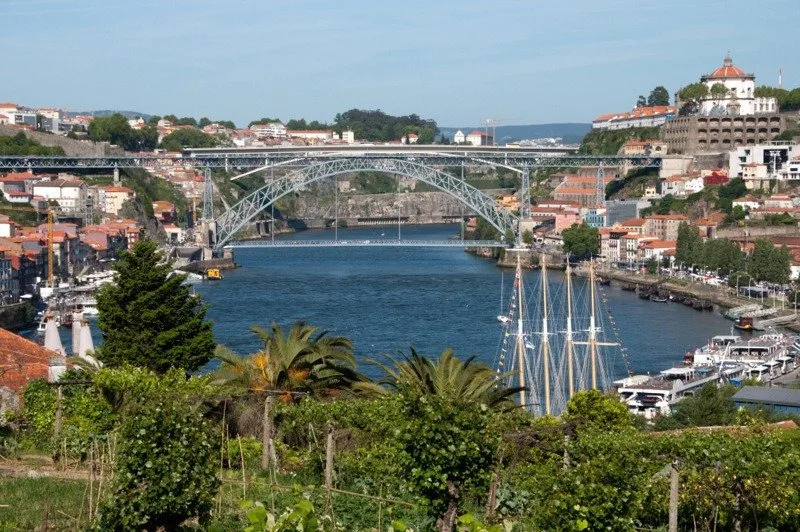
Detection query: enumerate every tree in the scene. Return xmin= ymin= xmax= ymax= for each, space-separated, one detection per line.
xmin=675 ymin=222 xmax=702 ymax=267
xmin=87 ymin=113 xmax=136 ymax=150
xmin=372 ymin=347 xmax=521 ymax=409
xmin=159 ymin=128 xmax=219 ymax=151
xmin=678 ymin=82 xmax=709 ymax=102
xmin=728 ymin=270 xmax=753 ymax=289
xmin=647 ymin=86 xmax=670 ymax=106
xmin=561 ymin=222 xmax=599 ymax=259
xmin=213 ymin=321 xmax=361 ymax=469
xmin=710 ymin=82 xmax=730 ymax=99
xmin=212 ymin=321 xmax=361 ymax=402
xmin=96 ymin=239 xmax=215 ymax=373
xmin=87 ymin=113 xmax=158 ymax=151
xmin=562 ymin=389 xmax=633 ymax=432
xmin=96 ymin=368 xmax=219 ymax=530
xmin=636 ymin=95 xmax=647 ymax=108
xmin=645 ymin=257 xmax=659 ymax=274
xmin=652 ymin=382 xmax=736 ymax=429
xmin=249 ymin=117 xmax=281 ymax=127
xmin=701 ymin=238 xmax=744 ymax=275
xmin=749 ymin=239 xmax=791 ymax=284
xmin=677 ymin=82 xmax=709 ymax=116
xmin=198 ymin=117 xmax=211 ymax=128
xmin=521 ymin=229 xmax=533 ymax=246
xmin=380 ymin=348 xmax=517 ymax=530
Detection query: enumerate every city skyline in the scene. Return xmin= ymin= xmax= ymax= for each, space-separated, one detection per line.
xmin=3 ymin=0 xmax=799 ymax=127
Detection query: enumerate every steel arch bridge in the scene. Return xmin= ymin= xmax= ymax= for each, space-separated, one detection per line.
xmin=213 ymin=158 xmax=518 ymax=250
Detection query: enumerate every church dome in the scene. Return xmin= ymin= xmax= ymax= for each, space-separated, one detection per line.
xmin=707 ymin=53 xmax=748 ymax=79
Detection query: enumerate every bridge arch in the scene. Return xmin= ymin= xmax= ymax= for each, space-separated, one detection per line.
xmin=213 ymin=158 xmax=519 ymax=249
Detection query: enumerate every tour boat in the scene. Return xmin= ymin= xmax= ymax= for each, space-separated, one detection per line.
xmin=734 ymin=316 xmax=754 ymax=331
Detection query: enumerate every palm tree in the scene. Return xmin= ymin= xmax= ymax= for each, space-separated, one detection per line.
xmin=366 ymin=346 xmax=522 ymax=410
xmin=212 ymin=321 xmax=365 ymax=469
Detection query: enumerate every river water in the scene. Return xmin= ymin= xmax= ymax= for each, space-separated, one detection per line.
xmin=193 ymin=224 xmax=735 ymax=380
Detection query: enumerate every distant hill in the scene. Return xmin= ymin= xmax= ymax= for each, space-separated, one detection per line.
xmin=439 ymin=123 xmax=591 ymax=145
xmin=67 ymin=110 xmax=152 ymax=120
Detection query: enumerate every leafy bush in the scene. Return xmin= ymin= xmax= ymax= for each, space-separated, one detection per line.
xmin=239 ymin=498 xmax=344 ymax=531
xmin=96 ymin=368 xmax=219 ymax=530
xmin=19 ymin=371 xmax=114 ymax=455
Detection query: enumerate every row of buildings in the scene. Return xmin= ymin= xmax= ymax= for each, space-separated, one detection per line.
xmin=0 ymin=217 xmax=142 ymax=304
xmin=0 ymin=171 xmax=138 ymax=219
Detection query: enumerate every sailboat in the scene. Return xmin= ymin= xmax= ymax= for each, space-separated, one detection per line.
xmin=495 ymin=254 xmax=625 ymax=416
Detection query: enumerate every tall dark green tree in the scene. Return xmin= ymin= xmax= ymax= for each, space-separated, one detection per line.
xmin=96 ymin=239 xmax=215 ymax=373
xmin=675 ymin=222 xmax=703 ymax=267
xmin=647 ymin=86 xmax=670 ymax=106
xmin=749 ymin=239 xmax=791 ymax=284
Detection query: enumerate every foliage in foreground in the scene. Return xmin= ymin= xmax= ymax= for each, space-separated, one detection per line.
xmin=96 ymin=238 xmax=215 ymax=373
xmin=96 ymin=368 xmax=219 ymax=530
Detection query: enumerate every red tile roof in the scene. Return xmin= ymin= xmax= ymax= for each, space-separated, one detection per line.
xmin=0 ymin=328 xmax=59 ymax=395
xmin=620 ymin=217 xmax=646 ymax=226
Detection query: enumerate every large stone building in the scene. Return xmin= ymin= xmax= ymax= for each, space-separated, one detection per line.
xmin=661 ymin=113 xmax=789 ymax=154
xmin=662 ymin=55 xmax=791 ymax=154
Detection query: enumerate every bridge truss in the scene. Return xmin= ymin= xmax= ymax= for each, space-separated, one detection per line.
xmin=213 ymin=158 xmax=519 ymax=249
xmin=0 ymin=150 xmax=661 ymax=250
xmin=226 ymin=239 xmax=506 ymax=249
xmin=0 ymin=152 xmax=660 ymax=171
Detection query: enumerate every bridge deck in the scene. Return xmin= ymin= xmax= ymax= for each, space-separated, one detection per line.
xmin=225 ymin=239 xmax=506 ymax=248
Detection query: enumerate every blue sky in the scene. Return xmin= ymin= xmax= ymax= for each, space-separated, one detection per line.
xmin=2 ymin=0 xmax=798 ymax=127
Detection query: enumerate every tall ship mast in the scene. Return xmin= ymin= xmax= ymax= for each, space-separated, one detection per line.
xmin=495 ymin=253 xmax=624 ymax=416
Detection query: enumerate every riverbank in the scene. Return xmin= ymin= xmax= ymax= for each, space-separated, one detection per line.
xmin=586 ymin=267 xmax=800 ymax=331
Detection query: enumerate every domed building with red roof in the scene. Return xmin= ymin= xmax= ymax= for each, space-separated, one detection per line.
xmin=698 ymin=53 xmax=777 ymax=116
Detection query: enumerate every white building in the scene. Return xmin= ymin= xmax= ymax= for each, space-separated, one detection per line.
xmin=0 ymin=102 xmax=37 ymax=129
xmin=102 ymin=185 xmax=135 ymax=215
xmin=453 ymin=130 xmax=466 ymax=144
xmin=684 ymin=175 xmax=705 ymax=194
xmin=786 ymin=158 xmax=800 ymax=181
xmin=32 ymin=178 xmax=88 ymax=214
xmin=592 ymin=106 xmax=676 ymax=130
xmin=341 ymin=130 xmax=355 ymax=144
xmin=465 ymin=130 xmax=493 ymax=146
xmin=286 ymin=130 xmax=334 ymax=141
xmin=698 ymin=54 xmax=777 ymax=116
xmin=729 ymin=143 xmax=800 ymax=179
xmin=251 ymin=122 xmax=287 ymax=138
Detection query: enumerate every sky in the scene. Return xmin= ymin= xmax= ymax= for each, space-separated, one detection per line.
xmin=2 ymin=0 xmax=799 ymax=128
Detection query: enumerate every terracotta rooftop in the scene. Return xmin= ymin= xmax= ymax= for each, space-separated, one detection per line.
xmin=0 ymin=328 xmax=60 ymax=395
xmin=704 ymin=54 xmax=751 ymax=79
xmin=619 ymin=217 xmax=646 ymax=226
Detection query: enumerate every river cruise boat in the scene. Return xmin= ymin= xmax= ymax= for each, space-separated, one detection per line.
xmin=686 ymin=333 xmax=799 ymax=376
xmin=616 ymin=366 xmax=725 ymax=419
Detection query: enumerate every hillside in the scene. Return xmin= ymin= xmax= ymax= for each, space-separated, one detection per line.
xmin=578 ymin=126 xmax=660 ymax=155
xmin=439 ymin=123 xmax=590 ymax=144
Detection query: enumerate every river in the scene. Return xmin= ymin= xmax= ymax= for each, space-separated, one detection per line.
xmin=192 ymin=224 xmax=735 ymax=380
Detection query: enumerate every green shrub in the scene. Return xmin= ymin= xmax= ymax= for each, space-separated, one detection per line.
xmin=96 ymin=372 xmax=219 ymax=530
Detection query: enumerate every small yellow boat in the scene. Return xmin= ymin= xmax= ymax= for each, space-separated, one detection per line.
xmin=206 ymin=268 xmax=222 ymax=280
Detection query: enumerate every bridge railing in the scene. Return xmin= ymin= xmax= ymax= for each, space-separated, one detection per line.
xmin=224 ymin=239 xmax=507 ymax=248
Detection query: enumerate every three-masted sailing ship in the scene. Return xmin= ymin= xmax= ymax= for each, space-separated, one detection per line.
xmin=495 ymin=253 xmax=624 ymax=416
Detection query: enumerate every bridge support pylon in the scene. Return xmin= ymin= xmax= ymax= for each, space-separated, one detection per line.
xmin=516 ymin=165 xmax=532 ymax=247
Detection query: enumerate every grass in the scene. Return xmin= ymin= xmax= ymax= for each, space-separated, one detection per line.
xmin=0 ymin=466 xmax=427 ymax=531
xmin=0 ymin=476 xmax=89 ymax=530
